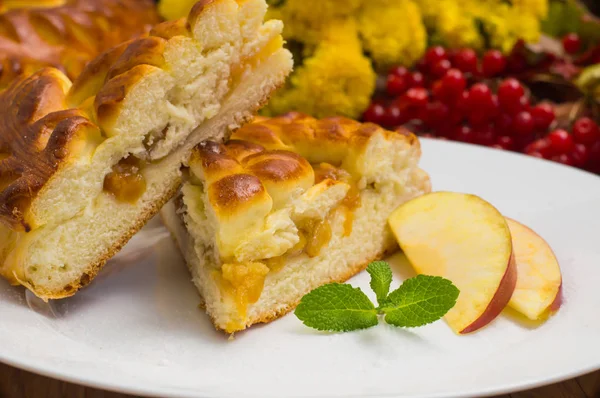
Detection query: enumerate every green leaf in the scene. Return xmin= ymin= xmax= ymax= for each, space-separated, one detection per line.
xmin=541 ymin=0 xmax=583 ymax=38
xmin=541 ymin=0 xmax=600 ymax=45
xmin=382 ymin=275 xmax=459 ymax=328
xmin=294 ymin=283 xmax=378 ymax=332
xmin=366 ymin=261 xmax=393 ymax=307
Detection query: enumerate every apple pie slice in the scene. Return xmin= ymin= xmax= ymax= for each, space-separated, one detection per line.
xmin=161 ymin=113 xmax=431 ymax=333
xmin=0 ymin=0 xmax=292 ymax=300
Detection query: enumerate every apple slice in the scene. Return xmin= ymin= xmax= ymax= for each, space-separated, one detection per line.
xmin=506 ymin=218 xmax=563 ymax=320
xmin=388 ymin=192 xmax=517 ymax=334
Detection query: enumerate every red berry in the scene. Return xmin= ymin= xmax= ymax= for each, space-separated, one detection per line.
xmin=525 ymin=138 xmax=553 ymax=158
xmin=495 ymin=113 xmax=513 ymax=135
xmin=586 ymin=141 xmax=600 ymax=170
xmin=488 ymin=95 xmax=501 ymax=119
xmin=447 ymin=111 xmax=464 ymax=126
xmin=416 ymin=59 xmax=429 ymax=74
xmin=496 ymin=135 xmax=514 ymax=150
xmin=382 ymin=104 xmax=405 ymax=127
xmin=453 ymin=48 xmax=478 ymax=74
xmin=490 ymin=144 xmax=504 ymax=150
xmin=400 ymin=88 xmax=429 ymax=118
xmin=519 ymin=95 xmax=531 ymax=113
xmin=363 ymin=103 xmax=386 ymax=124
xmin=423 ymin=101 xmax=449 ymax=128
xmin=571 ymin=143 xmax=589 ymax=167
xmin=562 ymin=33 xmax=582 ymax=54
xmin=454 ymin=90 xmax=471 ymax=116
xmin=513 ymin=133 xmax=537 ymax=151
xmin=469 ymin=112 xmax=491 ymax=129
xmin=513 ymin=111 xmax=535 ymax=135
xmin=530 ymin=103 xmax=555 ymax=130
xmin=500 ymin=95 xmax=530 ymax=115
xmin=431 ymin=81 xmax=445 ymax=101
xmin=469 ymin=83 xmax=493 ymax=108
xmin=498 ymin=78 xmax=525 ymax=113
xmin=386 ymin=74 xmax=407 ymax=96
xmin=440 ymin=69 xmax=467 ymax=99
xmin=473 ymin=125 xmax=496 ymax=146
xmin=425 ymin=46 xmax=448 ymax=67
xmin=548 ymin=129 xmax=575 ymax=154
xmin=421 ymin=133 xmax=435 ymax=138
xmin=507 ymin=53 xmax=527 ymax=73
xmin=453 ymin=125 xmax=474 ymax=143
xmin=431 ymin=59 xmax=452 ymax=78
xmin=405 ymin=88 xmax=429 ymax=106
xmin=552 ymin=153 xmax=574 ymax=166
xmin=572 ymin=117 xmax=600 ymax=145
xmin=482 ymin=50 xmax=507 ymax=77
xmin=389 ymin=66 xmax=409 ymax=77
xmin=407 ymin=72 xmax=425 ymax=88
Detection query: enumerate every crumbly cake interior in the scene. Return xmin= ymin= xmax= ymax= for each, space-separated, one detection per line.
xmin=163 ymin=113 xmax=431 ymax=332
xmin=0 ymin=0 xmax=292 ymax=299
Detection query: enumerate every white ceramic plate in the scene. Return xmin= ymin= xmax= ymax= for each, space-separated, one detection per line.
xmin=1 ymin=139 xmax=600 ymax=398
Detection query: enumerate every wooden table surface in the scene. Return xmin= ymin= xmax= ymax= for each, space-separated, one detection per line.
xmin=1 ymin=362 xmax=599 ymax=398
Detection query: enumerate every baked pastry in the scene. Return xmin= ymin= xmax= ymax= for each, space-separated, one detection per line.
xmin=0 ymin=0 xmax=293 ymax=300
xmin=160 ymin=112 xmax=431 ymax=333
xmin=0 ymin=0 xmax=160 ymax=89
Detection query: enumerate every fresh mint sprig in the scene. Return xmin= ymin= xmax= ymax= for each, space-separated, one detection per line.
xmin=294 ymin=261 xmax=459 ymax=332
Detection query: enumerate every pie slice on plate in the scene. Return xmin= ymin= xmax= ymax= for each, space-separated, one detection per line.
xmin=161 ymin=113 xmax=431 ymax=333
xmin=0 ymin=0 xmax=292 ymax=300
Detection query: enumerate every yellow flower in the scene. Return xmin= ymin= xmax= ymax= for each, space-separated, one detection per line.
xmin=413 ymin=0 xmax=543 ymax=53
xmin=511 ymin=0 xmax=548 ymax=19
xmin=475 ymin=2 xmax=542 ymax=53
xmin=278 ymin=0 xmax=363 ymax=22
xmin=263 ymin=20 xmax=376 ymax=120
xmin=413 ymin=0 xmax=483 ymax=50
xmin=266 ymin=0 xmax=364 ymax=45
xmin=358 ymin=0 xmax=427 ymax=67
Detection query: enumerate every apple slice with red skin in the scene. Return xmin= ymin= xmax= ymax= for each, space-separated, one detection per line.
xmin=506 ymin=218 xmax=563 ymax=320
xmin=388 ymin=192 xmax=517 ymax=334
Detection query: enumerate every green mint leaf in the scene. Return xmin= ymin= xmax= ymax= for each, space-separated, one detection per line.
xmin=366 ymin=261 xmax=393 ymax=307
xmin=382 ymin=275 xmax=459 ymax=328
xmin=294 ymin=283 xmax=378 ymax=332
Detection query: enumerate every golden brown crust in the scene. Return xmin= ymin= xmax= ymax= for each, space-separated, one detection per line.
xmin=230 ymin=111 xmax=417 ymax=165
xmin=224 ymin=139 xmax=265 ymax=163
xmin=242 ymin=150 xmax=312 ymax=183
xmin=0 ymin=0 xmax=160 ymax=89
xmin=105 ymin=37 xmax=167 ymax=82
xmin=94 ymin=64 xmax=160 ymax=132
xmin=188 ymin=0 xmax=217 ymax=28
xmin=209 ymin=173 xmax=266 ymax=211
xmin=66 ymin=40 xmax=132 ymax=107
xmin=149 ymin=18 xmax=191 ymax=40
xmin=191 ymin=140 xmax=316 ymax=217
xmin=0 ymin=68 xmax=98 ymax=230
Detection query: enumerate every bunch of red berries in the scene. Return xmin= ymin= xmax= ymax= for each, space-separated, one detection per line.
xmin=363 ymin=46 xmax=555 ymax=152
xmin=525 ymin=117 xmax=600 ymax=172
xmin=362 ymin=44 xmax=600 ymax=173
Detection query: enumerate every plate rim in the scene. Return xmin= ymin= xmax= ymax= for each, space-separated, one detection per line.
xmin=2 ymin=139 xmax=600 ymax=398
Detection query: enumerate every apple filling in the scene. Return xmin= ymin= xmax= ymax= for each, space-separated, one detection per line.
xmin=102 ymin=156 xmax=147 ymax=204
xmin=312 ymin=162 xmax=361 ymax=236
xmin=212 ymin=262 xmax=269 ymax=318
xmin=178 ymin=155 xmax=367 ymax=319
